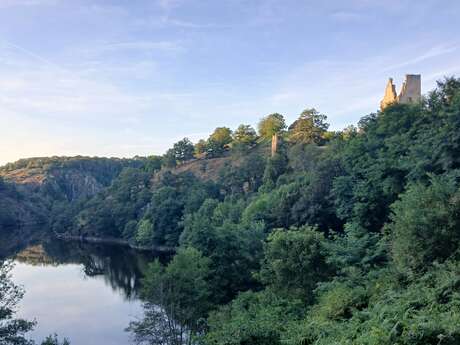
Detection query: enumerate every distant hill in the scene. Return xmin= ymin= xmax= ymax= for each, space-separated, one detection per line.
xmin=0 ymin=156 xmax=144 ymax=202
xmin=0 ymin=156 xmax=146 ymax=229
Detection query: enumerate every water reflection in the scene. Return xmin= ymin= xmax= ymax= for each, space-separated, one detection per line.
xmin=0 ymin=229 xmax=169 ymax=345
xmin=13 ymin=239 xmax=156 ymax=300
xmin=24 ymin=240 xmax=158 ymax=299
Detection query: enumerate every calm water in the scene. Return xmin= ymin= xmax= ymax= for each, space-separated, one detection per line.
xmin=5 ymin=238 xmax=159 ymax=345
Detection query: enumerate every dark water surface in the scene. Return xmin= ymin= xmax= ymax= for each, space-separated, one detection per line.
xmin=5 ymin=237 xmax=158 ymax=345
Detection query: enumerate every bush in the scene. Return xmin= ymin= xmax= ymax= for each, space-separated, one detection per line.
xmin=389 ymin=173 xmax=460 ymax=273
xmin=259 ymin=226 xmax=334 ymax=303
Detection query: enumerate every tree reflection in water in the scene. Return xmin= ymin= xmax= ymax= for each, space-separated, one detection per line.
xmin=12 ymin=239 xmax=169 ymax=300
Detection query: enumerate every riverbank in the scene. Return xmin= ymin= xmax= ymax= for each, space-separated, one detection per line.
xmin=55 ymin=233 xmax=176 ymax=253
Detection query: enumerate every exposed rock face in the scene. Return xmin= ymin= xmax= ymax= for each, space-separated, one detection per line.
xmin=0 ymin=157 xmax=139 ymax=202
xmin=0 ymin=157 xmax=141 ymax=229
xmin=380 ymin=74 xmax=421 ymax=110
xmin=2 ymin=167 xmax=106 ymax=202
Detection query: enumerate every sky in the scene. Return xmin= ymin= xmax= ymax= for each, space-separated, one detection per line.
xmin=1 ymin=0 xmax=460 ymax=165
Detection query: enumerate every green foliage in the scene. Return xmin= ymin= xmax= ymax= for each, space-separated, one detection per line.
xmin=232 ymin=124 xmax=257 ymax=153
xmin=218 ymin=152 xmax=265 ymax=195
xmin=40 ymin=334 xmax=70 ymax=345
xmin=181 ymin=198 xmax=264 ymax=304
xmin=389 ymin=173 xmax=460 ymax=273
xmin=0 ymin=180 xmax=20 ymax=228
xmin=135 ymin=219 xmax=154 ymax=245
xmin=288 ymin=108 xmax=329 ymax=144
xmin=143 ymin=248 xmax=211 ymax=321
xmin=204 ymin=138 xmax=226 ymax=158
xmin=143 ymin=156 xmax=163 ymax=173
xmin=163 ymin=149 xmax=177 ymax=168
xmin=261 ymin=152 xmax=288 ymax=191
xmin=258 ymin=113 xmax=286 ymax=139
xmin=128 ymin=248 xmax=211 ymax=345
xmin=283 ymin=262 xmax=460 ymax=345
xmin=259 ymin=226 xmax=334 ymax=303
xmin=6 ymin=76 xmax=460 ymax=345
xmin=210 ymin=127 xmax=233 ymax=146
xmin=200 ymin=127 xmax=234 ymax=158
xmin=233 ymin=124 xmax=257 ymax=145
xmin=142 ymin=186 xmax=183 ymax=246
xmin=206 ymin=291 xmax=303 ymax=345
xmin=75 ymin=167 xmax=151 ymax=238
xmin=327 ymin=222 xmax=387 ymax=274
xmin=194 ymin=139 xmax=208 ymax=156
xmin=137 ymin=172 xmax=219 ymax=247
xmin=172 ymin=138 xmax=195 ymax=163
xmin=0 ymin=261 xmax=35 ymax=345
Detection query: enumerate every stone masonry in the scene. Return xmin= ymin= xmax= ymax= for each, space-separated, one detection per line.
xmin=380 ymin=74 xmax=421 ymax=111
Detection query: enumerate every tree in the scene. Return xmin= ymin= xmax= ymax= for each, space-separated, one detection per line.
xmin=139 ymin=186 xmax=183 ymax=246
xmin=209 ymin=127 xmax=232 ymax=147
xmin=194 ymin=139 xmax=207 ymax=157
xmin=259 ymin=226 xmax=334 ymax=303
xmin=389 ymin=174 xmax=460 ymax=273
xmin=203 ymin=127 xmax=233 ymax=158
xmin=172 ymin=138 xmax=195 ymax=164
xmin=181 ymin=199 xmax=264 ymax=304
xmin=75 ymin=168 xmax=151 ymax=239
xmin=258 ymin=113 xmax=286 ymax=156
xmin=204 ymin=139 xmax=225 ymax=158
xmin=127 ymin=248 xmax=211 ymax=345
xmin=135 ymin=219 xmax=154 ymax=245
xmin=40 ymin=335 xmax=70 ymax=345
xmin=261 ymin=153 xmax=288 ymax=191
xmin=258 ymin=113 xmax=286 ymax=139
xmin=163 ymin=149 xmax=177 ymax=168
xmin=0 ymin=261 xmax=35 ymax=345
xmin=143 ymin=156 xmax=163 ymax=173
xmin=205 ymin=290 xmax=299 ymax=345
xmin=288 ymin=108 xmax=329 ymax=145
xmin=233 ymin=125 xmax=257 ymax=147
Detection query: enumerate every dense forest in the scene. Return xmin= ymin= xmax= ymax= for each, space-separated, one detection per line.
xmin=2 ymin=77 xmax=460 ymax=345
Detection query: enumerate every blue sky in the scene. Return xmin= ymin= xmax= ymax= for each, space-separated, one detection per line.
xmin=1 ymin=0 xmax=460 ymax=165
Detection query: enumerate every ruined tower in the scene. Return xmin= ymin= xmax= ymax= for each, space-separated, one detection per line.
xmin=398 ymin=74 xmax=421 ymax=105
xmin=380 ymin=74 xmax=421 ymax=111
xmin=380 ymin=78 xmax=397 ymax=110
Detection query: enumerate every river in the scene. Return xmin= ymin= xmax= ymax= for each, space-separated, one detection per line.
xmin=3 ymin=235 xmax=164 ymax=345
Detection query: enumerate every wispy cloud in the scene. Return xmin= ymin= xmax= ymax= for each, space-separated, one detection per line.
xmin=1 ymin=0 xmax=459 ymax=164
xmin=134 ymin=14 xmax=229 ymax=30
xmin=157 ymin=0 xmax=182 ymax=11
xmin=97 ymin=41 xmax=183 ymax=54
xmin=330 ymin=11 xmax=367 ymax=22
xmin=382 ymin=44 xmax=458 ymax=72
xmin=268 ymin=42 xmax=460 ymax=129
xmin=0 ymin=0 xmax=59 ymax=8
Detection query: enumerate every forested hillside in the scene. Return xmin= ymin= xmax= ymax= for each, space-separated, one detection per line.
xmin=124 ymin=77 xmax=460 ymax=345
xmin=0 ymin=156 xmax=145 ymax=229
xmin=2 ymin=77 xmax=460 ymax=344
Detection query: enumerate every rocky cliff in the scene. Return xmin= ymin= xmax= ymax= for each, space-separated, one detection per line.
xmin=0 ymin=156 xmax=144 ymax=229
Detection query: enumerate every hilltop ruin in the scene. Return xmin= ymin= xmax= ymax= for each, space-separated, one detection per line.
xmin=380 ymin=74 xmax=421 ymax=110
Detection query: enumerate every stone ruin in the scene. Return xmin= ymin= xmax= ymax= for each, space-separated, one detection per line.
xmin=380 ymin=74 xmax=421 ymax=111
